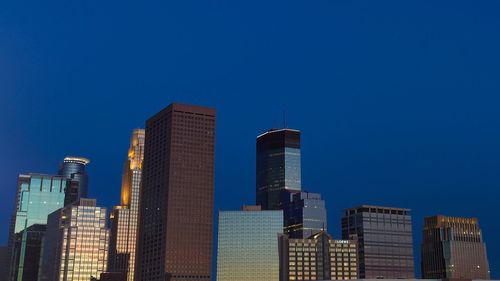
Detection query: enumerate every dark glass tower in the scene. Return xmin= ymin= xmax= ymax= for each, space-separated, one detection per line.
xmin=136 ymin=103 xmax=216 ymax=281
xmin=282 ymin=191 xmax=327 ymax=238
xmin=421 ymin=215 xmax=491 ymax=279
xmin=342 ymin=205 xmax=415 ymax=279
xmin=59 ymin=156 xmax=90 ymax=205
xmin=256 ymin=128 xmax=301 ymax=210
xmin=10 ymin=224 xmax=46 ymax=281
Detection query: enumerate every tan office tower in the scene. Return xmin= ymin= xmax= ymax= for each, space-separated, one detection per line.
xmin=136 ymin=103 xmax=216 ymax=281
xmin=108 ymin=129 xmax=145 ymax=281
xmin=279 ymin=231 xmax=358 ymax=281
xmin=38 ymin=198 xmax=109 ymax=281
xmin=421 ymin=215 xmax=491 ymax=279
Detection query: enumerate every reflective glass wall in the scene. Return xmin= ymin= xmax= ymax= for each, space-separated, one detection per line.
xmin=217 ymin=208 xmax=283 ymax=281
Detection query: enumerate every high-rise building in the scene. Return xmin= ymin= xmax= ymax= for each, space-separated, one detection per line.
xmin=59 ymin=156 xmax=90 ymax=205
xmin=38 ymin=198 xmax=109 ymax=281
xmin=7 ymin=174 xmax=68 ymax=281
xmin=136 ymin=103 xmax=216 ymax=281
xmin=283 ymin=191 xmax=327 ymax=239
xmin=278 ymin=231 xmax=358 ymax=281
xmin=217 ymin=206 xmax=283 ymax=281
xmin=108 ymin=129 xmax=145 ymax=281
xmin=421 ymin=215 xmax=491 ymax=279
xmin=341 ymin=205 xmax=415 ymax=279
xmin=256 ymin=128 xmax=301 ymax=210
xmin=10 ymin=224 xmax=46 ymax=281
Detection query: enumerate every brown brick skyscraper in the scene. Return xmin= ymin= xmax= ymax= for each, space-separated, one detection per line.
xmin=136 ymin=103 xmax=216 ymax=281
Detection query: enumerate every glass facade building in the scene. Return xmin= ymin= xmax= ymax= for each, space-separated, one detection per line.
xmin=11 ymin=224 xmax=46 ymax=281
xmin=8 ymin=174 xmax=68 ymax=281
xmin=136 ymin=103 xmax=215 ymax=281
xmin=59 ymin=157 xmax=90 ymax=205
xmin=256 ymin=128 xmax=301 ymax=210
xmin=38 ymin=198 xmax=109 ymax=281
xmin=108 ymin=129 xmax=145 ymax=281
xmin=283 ymin=192 xmax=327 ymax=239
xmin=341 ymin=205 xmax=415 ymax=279
xmin=278 ymin=231 xmax=358 ymax=281
xmin=217 ymin=207 xmax=283 ymax=281
xmin=421 ymin=215 xmax=491 ymax=279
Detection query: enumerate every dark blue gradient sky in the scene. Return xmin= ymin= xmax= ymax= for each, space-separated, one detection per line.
xmin=1 ymin=1 xmax=500 ymax=277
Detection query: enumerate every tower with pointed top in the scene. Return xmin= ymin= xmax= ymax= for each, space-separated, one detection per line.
xmin=108 ymin=129 xmax=145 ymax=281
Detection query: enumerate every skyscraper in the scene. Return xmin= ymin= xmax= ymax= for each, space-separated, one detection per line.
xmin=278 ymin=231 xmax=358 ymax=281
xmin=342 ymin=205 xmax=415 ymax=279
xmin=256 ymin=128 xmax=301 ymax=210
xmin=108 ymin=129 xmax=145 ymax=281
xmin=38 ymin=198 xmax=109 ymax=281
xmin=10 ymin=224 xmax=45 ymax=281
xmin=283 ymin=191 xmax=327 ymax=239
xmin=217 ymin=206 xmax=283 ymax=281
xmin=7 ymin=174 xmax=68 ymax=281
xmin=59 ymin=156 xmax=90 ymax=205
xmin=421 ymin=215 xmax=491 ymax=279
xmin=136 ymin=103 xmax=216 ymax=281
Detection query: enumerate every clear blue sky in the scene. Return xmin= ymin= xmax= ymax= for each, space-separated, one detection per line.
xmin=1 ymin=1 xmax=499 ymax=278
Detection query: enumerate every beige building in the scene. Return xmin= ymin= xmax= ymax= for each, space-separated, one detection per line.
xmin=108 ymin=129 xmax=145 ymax=281
xmin=421 ymin=215 xmax=491 ymax=280
xmin=38 ymin=198 xmax=109 ymax=281
xmin=279 ymin=231 xmax=358 ymax=281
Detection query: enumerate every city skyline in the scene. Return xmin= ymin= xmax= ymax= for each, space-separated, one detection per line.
xmin=2 ymin=1 xmax=500 ymax=279
xmin=0 ymin=102 xmax=498 ymax=279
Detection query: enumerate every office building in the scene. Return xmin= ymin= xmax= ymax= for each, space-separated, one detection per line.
xmin=283 ymin=191 xmax=327 ymax=239
xmin=59 ymin=156 xmax=90 ymax=205
xmin=108 ymin=129 xmax=145 ymax=281
xmin=256 ymin=128 xmax=301 ymax=210
xmin=342 ymin=205 xmax=415 ymax=279
xmin=217 ymin=206 xmax=283 ymax=281
xmin=38 ymin=198 xmax=109 ymax=281
xmin=421 ymin=215 xmax=491 ymax=279
xmin=10 ymin=224 xmax=45 ymax=281
xmin=279 ymin=231 xmax=358 ymax=281
xmin=136 ymin=103 xmax=216 ymax=281
xmin=7 ymin=174 xmax=68 ymax=281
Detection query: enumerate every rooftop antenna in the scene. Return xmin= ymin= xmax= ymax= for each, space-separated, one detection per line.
xmin=283 ymin=110 xmax=287 ymax=128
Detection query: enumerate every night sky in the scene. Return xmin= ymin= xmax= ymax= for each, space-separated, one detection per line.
xmin=1 ymin=1 xmax=500 ymax=278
